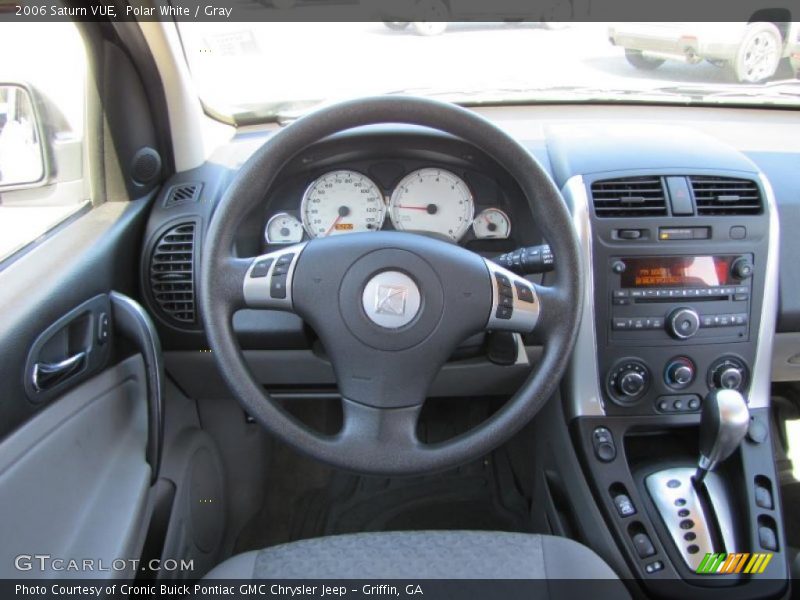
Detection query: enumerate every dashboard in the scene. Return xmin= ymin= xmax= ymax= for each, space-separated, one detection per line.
xmin=136 ymin=102 xmax=800 ymax=595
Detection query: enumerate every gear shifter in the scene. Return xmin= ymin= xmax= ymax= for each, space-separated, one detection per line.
xmin=694 ymin=388 xmax=750 ymax=485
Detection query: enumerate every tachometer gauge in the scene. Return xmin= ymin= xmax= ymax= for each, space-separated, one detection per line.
xmin=301 ymin=170 xmax=386 ymax=238
xmin=389 ymin=168 xmax=474 ymax=242
xmin=265 ymin=212 xmax=304 ymax=244
xmin=473 ymin=208 xmax=511 ymax=239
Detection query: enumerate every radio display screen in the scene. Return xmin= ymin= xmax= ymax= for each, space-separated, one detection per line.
xmin=621 ymin=256 xmax=734 ymax=288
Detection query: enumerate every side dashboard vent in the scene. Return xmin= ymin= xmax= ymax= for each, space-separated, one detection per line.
xmin=149 ymin=223 xmax=196 ymax=326
xmin=690 ymin=177 xmax=762 ymax=215
xmin=164 ymin=183 xmax=202 ymax=207
xmin=591 ymin=177 xmax=668 ymax=217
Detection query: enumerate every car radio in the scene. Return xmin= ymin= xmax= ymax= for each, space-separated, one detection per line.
xmin=607 ymin=254 xmax=753 ymax=345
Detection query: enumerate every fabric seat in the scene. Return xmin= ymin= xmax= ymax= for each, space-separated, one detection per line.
xmin=205 ymin=530 xmax=621 ymax=580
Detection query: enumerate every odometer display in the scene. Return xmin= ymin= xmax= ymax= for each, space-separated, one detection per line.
xmin=301 ymin=170 xmax=386 ymax=238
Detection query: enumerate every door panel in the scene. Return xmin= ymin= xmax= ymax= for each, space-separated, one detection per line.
xmin=0 ymin=355 xmax=150 ymax=579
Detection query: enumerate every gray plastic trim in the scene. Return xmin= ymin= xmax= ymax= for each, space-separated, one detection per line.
xmin=562 ymin=175 xmax=606 ymax=418
xmin=111 ymin=291 xmax=165 ymax=482
xmin=0 ymin=355 xmax=150 ymax=579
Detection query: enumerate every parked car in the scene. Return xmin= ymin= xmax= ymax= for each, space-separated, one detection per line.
xmin=609 ymin=21 xmax=800 ymax=82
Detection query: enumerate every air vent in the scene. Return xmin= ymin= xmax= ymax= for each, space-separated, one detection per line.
xmin=690 ymin=177 xmax=762 ymax=216
xmin=149 ymin=223 xmax=196 ymax=326
xmin=164 ymin=183 xmax=202 ymax=207
xmin=591 ymin=177 xmax=668 ymax=217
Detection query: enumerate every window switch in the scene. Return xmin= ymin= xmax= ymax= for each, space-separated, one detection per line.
xmin=632 ymin=532 xmax=656 ymax=558
xmin=758 ymin=526 xmax=777 ymax=552
xmin=755 ymin=484 xmax=773 ymax=510
xmin=613 ymin=494 xmax=636 ymax=517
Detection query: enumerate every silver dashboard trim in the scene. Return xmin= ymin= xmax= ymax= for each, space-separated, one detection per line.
xmin=562 ymin=175 xmax=606 ymax=418
xmin=562 ymin=171 xmax=779 ymax=417
xmin=749 ymin=173 xmax=780 ymax=409
xmin=646 ymin=467 xmax=736 ymax=571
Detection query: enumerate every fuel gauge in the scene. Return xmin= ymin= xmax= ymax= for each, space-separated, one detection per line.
xmin=265 ymin=213 xmax=304 ymax=244
xmin=473 ymin=208 xmax=511 ymax=239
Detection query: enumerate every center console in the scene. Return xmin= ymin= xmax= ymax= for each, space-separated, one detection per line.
xmin=554 ymin=145 xmax=788 ymax=598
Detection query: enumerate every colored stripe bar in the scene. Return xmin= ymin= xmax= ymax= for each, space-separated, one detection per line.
xmin=696 ymin=553 xmax=713 ymax=573
xmin=758 ymin=554 xmax=773 ymax=574
xmin=734 ymin=553 xmax=750 ymax=573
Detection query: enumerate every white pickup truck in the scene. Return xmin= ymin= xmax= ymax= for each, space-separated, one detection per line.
xmin=609 ymin=21 xmax=799 ymax=82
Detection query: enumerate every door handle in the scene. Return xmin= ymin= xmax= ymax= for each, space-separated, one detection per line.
xmin=32 ymin=351 xmax=86 ymax=392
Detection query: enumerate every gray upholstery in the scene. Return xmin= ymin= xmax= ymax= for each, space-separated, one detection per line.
xmin=205 ymin=531 xmax=619 ymax=579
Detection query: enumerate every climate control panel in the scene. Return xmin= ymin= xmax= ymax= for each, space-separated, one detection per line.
xmin=605 ymin=353 xmax=749 ymax=413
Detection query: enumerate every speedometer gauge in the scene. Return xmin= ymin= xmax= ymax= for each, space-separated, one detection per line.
xmin=301 ymin=170 xmax=385 ymax=238
xmin=389 ymin=168 xmax=474 ymax=242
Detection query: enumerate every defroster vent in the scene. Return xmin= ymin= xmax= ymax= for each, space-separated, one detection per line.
xmin=591 ymin=177 xmax=668 ymax=217
xmin=149 ymin=222 xmax=196 ymax=326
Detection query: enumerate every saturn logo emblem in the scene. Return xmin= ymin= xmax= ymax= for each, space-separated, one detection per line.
xmin=362 ymin=271 xmax=421 ymax=328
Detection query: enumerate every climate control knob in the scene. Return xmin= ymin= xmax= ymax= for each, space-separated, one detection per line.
xmin=665 ymin=357 xmax=695 ymax=390
xmin=716 ymin=367 xmax=744 ymax=390
xmin=607 ymin=360 xmax=651 ymax=404
xmin=667 ymin=307 xmax=700 ymax=340
xmin=708 ymin=356 xmax=749 ymax=392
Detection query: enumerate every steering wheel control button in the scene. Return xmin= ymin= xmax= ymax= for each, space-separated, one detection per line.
xmin=243 ymin=243 xmax=306 ymax=310
xmin=270 ymin=275 xmax=287 ymax=299
xmin=514 ymin=282 xmax=535 ymax=303
xmin=361 ymin=270 xmax=421 ymax=329
xmin=250 ymin=258 xmax=273 ymax=278
xmin=495 ymin=306 xmax=513 ymax=320
xmin=484 ymin=260 xmax=540 ymax=332
xmin=592 ymin=427 xmax=616 ymax=462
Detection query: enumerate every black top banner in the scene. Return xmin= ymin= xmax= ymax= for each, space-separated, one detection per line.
xmin=0 ymin=0 xmax=796 ymax=22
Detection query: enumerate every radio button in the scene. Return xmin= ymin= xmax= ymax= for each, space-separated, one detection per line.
xmin=631 ymin=290 xmax=644 ymax=298
xmin=613 ymin=318 xmax=631 ymax=330
xmin=613 ymin=290 xmax=630 ymax=298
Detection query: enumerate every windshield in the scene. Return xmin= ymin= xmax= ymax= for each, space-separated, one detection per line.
xmin=177 ymin=22 xmax=800 ymax=121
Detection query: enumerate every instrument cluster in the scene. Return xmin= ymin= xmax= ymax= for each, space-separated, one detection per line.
xmin=264 ymin=167 xmax=512 ymax=245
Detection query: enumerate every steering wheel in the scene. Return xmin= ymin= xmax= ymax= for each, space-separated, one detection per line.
xmin=200 ymin=96 xmax=583 ymax=475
